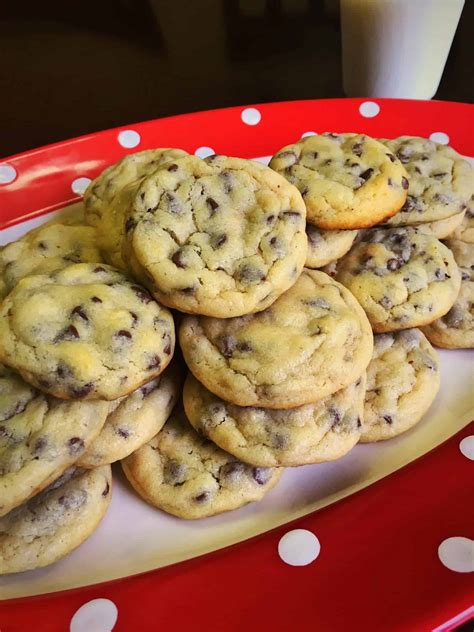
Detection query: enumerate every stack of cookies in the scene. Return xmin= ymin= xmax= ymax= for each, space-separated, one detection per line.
xmin=0 ymin=131 xmax=472 ymax=575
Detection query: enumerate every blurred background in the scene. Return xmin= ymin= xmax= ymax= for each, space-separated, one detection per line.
xmin=1 ymin=0 xmax=472 ymax=157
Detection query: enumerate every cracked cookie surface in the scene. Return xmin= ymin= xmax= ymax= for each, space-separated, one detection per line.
xmin=179 ymin=269 xmax=373 ymax=408
xmin=121 ymin=407 xmax=281 ymax=519
xmin=305 ymin=225 xmax=358 ymax=268
xmin=78 ymin=358 xmax=182 ymax=467
xmin=362 ymin=329 xmax=440 ymax=442
xmin=380 ymin=136 xmax=473 ymax=226
xmin=183 ymin=372 xmax=365 ymax=467
xmin=0 ymin=465 xmax=111 ymax=574
xmin=335 ymin=228 xmax=462 ymax=333
xmin=421 ymin=239 xmax=474 ymax=348
xmin=84 ymin=148 xmax=188 ymax=269
xmin=0 ymin=223 xmax=102 ymax=301
xmin=124 ymin=154 xmax=307 ymax=317
xmin=0 ymin=263 xmax=175 ymax=400
xmin=269 ymin=133 xmax=408 ymax=230
xmin=0 ymin=364 xmax=109 ymax=517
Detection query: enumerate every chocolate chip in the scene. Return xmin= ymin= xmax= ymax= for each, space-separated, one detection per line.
xmin=310 ymin=151 xmax=319 ymax=159
xmin=282 ymin=210 xmax=301 ymax=220
xmin=32 ymin=437 xmax=47 ymax=454
xmin=352 ymin=142 xmax=364 ymax=157
xmin=236 ymin=341 xmax=252 ymax=353
xmin=252 ymin=468 xmax=271 ymax=485
xmin=130 ymin=311 xmax=138 ymax=324
xmin=165 ymin=192 xmax=182 ymax=214
xmin=434 ymin=268 xmax=445 ymax=280
xmin=324 ymin=159 xmax=332 ymax=166
xmin=433 ymin=172 xmax=447 ymax=179
xmin=303 ymin=297 xmax=330 ymax=309
xmin=116 ymin=329 xmax=132 ymax=339
xmin=56 ymin=363 xmax=73 ymax=378
xmin=387 ymin=258 xmax=402 ymax=271
xmin=386 ymin=153 xmax=397 ymax=163
xmin=91 ymin=296 xmax=102 ymax=303
xmin=71 ymin=306 xmax=88 ymax=321
xmin=329 ymin=408 xmax=341 ymax=424
xmin=301 ymin=186 xmax=309 ymax=197
xmin=218 ymin=334 xmax=236 ymax=358
xmin=93 ymin=266 xmax=106 ymax=273
xmin=443 ymin=305 xmax=463 ymax=328
xmin=37 ymin=241 xmax=47 ymax=250
xmin=414 ymin=166 xmax=421 ymax=174
xmin=396 ymin=149 xmax=411 ymax=164
xmin=276 ymin=150 xmax=297 ymax=164
xmin=266 ymin=214 xmax=276 ymax=224
xmin=357 ymin=417 xmax=362 ymax=428
xmin=102 ymin=482 xmax=110 ymax=496
xmin=69 ymin=383 xmax=94 ymax=398
xmin=131 ymin=285 xmax=152 ymax=303
xmin=147 ymin=355 xmax=161 ymax=370
xmin=388 ymin=178 xmax=394 ymax=186
xmin=126 ymin=216 xmax=138 ymax=233
xmin=67 ymin=436 xmax=85 ymax=454
xmin=117 ymin=428 xmax=130 ymax=438
xmin=401 ymin=176 xmax=409 ymax=190
xmin=220 ymin=462 xmax=246 ymax=480
xmin=163 ymin=338 xmax=172 ymax=355
xmin=194 ymin=491 xmax=210 ymax=502
xmin=207 ymin=197 xmax=219 ymax=213
xmin=164 ymin=460 xmax=187 ymax=485
xmin=171 ymin=250 xmax=187 ymax=268
xmin=379 ymin=295 xmax=392 ymax=309
xmin=220 ymin=171 xmax=234 ymax=193
xmin=236 ymin=264 xmax=265 ymax=284
xmin=383 ymin=415 xmax=393 ymax=424
xmin=179 ymin=286 xmax=196 ymax=295
xmin=55 ymin=324 xmax=80 ymax=342
xmin=359 ymin=168 xmax=374 ymax=182
xmin=167 ymin=163 xmax=178 ymax=172
xmin=212 ymin=234 xmax=227 ymax=248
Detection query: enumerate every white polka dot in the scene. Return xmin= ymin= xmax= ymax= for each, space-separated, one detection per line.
xmin=0 ymin=164 xmax=17 ymax=184
xmin=71 ymin=177 xmax=92 ymax=195
xmin=241 ymin=107 xmax=261 ymax=126
xmin=430 ymin=132 xmax=450 ymax=145
xmin=194 ymin=146 xmax=215 ymax=159
xmin=70 ymin=598 xmax=118 ymax=632
xmin=301 ymin=131 xmax=317 ymax=138
xmin=117 ymin=129 xmax=141 ymax=149
xmin=278 ymin=529 xmax=321 ymax=566
xmin=459 ymin=436 xmax=474 ymax=460
xmin=359 ymin=101 xmax=380 ymax=118
xmin=438 ymin=537 xmax=474 ymax=573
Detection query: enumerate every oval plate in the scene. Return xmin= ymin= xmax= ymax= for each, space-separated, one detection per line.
xmin=0 ymin=99 xmax=473 ymax=632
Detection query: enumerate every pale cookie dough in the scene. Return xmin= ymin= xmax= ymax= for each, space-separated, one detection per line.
xmin=0 ymin=364 xmax=108 ymax=517
xmin=305 ymin=225 xmax=358 ymax=268
xmin=417 ymin=210 xmax=466 ymax=239
xmin=269 ymin=133 xmax=408 ymax=230
xmin=380 ymin=136 xmax=473 ymax=225
xmin=0 ymin=223 xmax=102 ymax=301
xmin=183 ymin=372 xmax=365 ymax=467
xmin=0 ymin=465 xmax=111 ymax=574
xmin=78 ymin=359 xmax=182 ymax=467
xmin=121 ymin=408 xmax=281 ymax=519
xmin=84 ymin=149 xmax=188 ymax=269
xmin=124 ymin=154 xmax=307 ymax=317
xmin=0 ymin=263 xmax=175 ymax=400
xmin=335 ymin=228 xmax=462 ymax=333
xmin=421 ymin=239 xmax=474 ymax=348
xmin=361 ymin=329 xmax=440 ymax=442
xmin=179 ymin=269 xmax=373 ymax=409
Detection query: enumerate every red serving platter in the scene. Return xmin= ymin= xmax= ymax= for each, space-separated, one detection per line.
xmin=0 ymin=99 xmax=473 ymax=632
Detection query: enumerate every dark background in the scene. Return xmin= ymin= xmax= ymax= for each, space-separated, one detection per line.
xmin=1 ymin=0 xmax=473 ymax=157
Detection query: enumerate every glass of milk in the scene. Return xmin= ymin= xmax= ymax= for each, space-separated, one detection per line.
xmin=341 ymin=0 xmax=465 ymax=99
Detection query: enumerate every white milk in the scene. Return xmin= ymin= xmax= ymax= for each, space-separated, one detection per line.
xmin=341 ymin=0 xmax=465 ymax=98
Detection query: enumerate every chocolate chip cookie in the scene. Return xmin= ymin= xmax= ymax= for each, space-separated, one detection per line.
xmin=0 ymin=465 xmax=111 ymax=574
xmin=269 ymin=133 xmax=408 ymax=230
xmin=183 ymin=372 xmax=365 ymax=467
xmin=0 ymin=223 xmax=102 ymax=301
xmin=0 ymin=263 xmax=175 ymax=400
xmin=84 ymin=148 xmax=188 ymax=269
xmin=124 ymin=154 xmax=307 ymax=317
xmin=452 ymin=196 xmax=474 ymax=243
xmin=421 ymin=239 xmax=474 ymax=349
xmin=78 ymin=358 xmax=182 ymax=467
xmin=305 ymin=225 xmax=358 ymax=269
xmin=334 ymin=228 xmax=462 ymax=333
xmin=0 ymin=364 xmax=109 ymax=517
xmin=121 ymin=407 xmax=281 ymax=519
xmin=179 ymin=269 xmax=373 ymax=408
xmin=380 ymin=136 xmax=473 ymax=226
xmin=361 ymin=329 xmax=440 ymax=442
xmin=417 ymin=210 xmax=466 ymax=240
